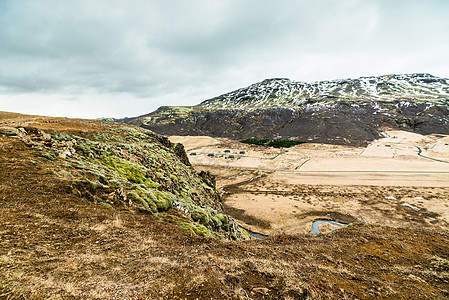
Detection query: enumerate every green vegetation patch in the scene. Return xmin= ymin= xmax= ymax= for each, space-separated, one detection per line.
xmin=241 ymin=138 xmax=306 ymax=148
xmin=178 ymin=221 xmax=213 ymax=237
xmin=241 ymin=138 xmax=270 ymax=145
xmin=267 ymin=140 xmax=306 ymax=148
xmin=211 ymin=213 xmax=229 ymax=230
xmin=45 ymin=126 xmax=243 ymax=240
xmin=95 ymin=155 xmax=151 ymax=185
xmin=128 ymin=187 xmax=174 ymax=213
xmin=110 ymin=126 xmax=148 ymax=139
xmin=191 ymin=207 xmax=210 ymax=226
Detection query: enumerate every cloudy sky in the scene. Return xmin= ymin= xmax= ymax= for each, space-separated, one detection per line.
xmin=1 ymin=0 xmax=448 ymax=118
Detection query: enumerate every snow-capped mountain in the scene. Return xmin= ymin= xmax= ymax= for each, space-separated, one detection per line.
xmin=200 ymin=73 xmax=449 ymax=109
xmin=127 ymin=74 xmax=449 ymax=146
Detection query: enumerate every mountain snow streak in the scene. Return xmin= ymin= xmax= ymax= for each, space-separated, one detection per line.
xmin=200 ymin=73 xmax=449 ymax=109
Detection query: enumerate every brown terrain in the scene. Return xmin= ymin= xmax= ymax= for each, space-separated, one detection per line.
xmin=1 ymin=112 xmax=449 ymax=299
xmin=171 ymin=133 xmax=449 ymax=236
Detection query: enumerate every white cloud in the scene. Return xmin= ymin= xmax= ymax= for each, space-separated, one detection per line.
xmin=0 ymin=0 xmax=448 ymax=118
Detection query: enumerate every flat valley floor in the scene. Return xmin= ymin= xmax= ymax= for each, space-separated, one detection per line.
xmin=170 ymin=131 xmax=449 ymax=235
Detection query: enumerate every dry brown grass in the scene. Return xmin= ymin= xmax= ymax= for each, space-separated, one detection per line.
xmin=1 ymin=113 xmax=449 ymax=299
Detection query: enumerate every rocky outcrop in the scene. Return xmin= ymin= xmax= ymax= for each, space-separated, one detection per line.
xmin=173 ymin=142 xmax=191 ymax=167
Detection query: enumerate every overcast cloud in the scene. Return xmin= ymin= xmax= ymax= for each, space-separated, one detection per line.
xmin=1 ymin=0 xmax=448 ymax=118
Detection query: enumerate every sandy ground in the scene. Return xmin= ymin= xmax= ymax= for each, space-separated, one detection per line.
xmin=170 ymin=131 xmax=449 ymax=235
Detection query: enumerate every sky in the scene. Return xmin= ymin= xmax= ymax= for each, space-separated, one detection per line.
xmin=1 ymin=0 xmax=448 ymax=119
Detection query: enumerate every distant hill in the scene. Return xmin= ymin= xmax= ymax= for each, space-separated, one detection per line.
xmin=127 ymin=73 xmax=449 ymax=145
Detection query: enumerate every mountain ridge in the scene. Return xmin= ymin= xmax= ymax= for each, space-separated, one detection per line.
xmin=126 ymin=73 xmax=449 ymax=146
xmin=199 ymin=73 xmax=449 ymax=110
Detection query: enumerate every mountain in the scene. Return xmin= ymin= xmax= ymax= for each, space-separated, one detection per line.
xmin=1 ymin=112 xmax=449 ymax=298
xmin=128 ymin=73 xmax=449 ymax=145
xmin=199 ymin=73 xmax=449 ymax=109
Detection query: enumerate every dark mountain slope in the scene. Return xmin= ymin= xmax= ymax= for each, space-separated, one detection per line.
xmin=128 ymin=73 xmax=449 ymax=145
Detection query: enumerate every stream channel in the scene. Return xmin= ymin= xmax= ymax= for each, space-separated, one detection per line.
xmin=240 ymin=226 xmax=267 ymax=239
xmin=224 ymin=174 xmax=350 ymax=238
xmin=309 ymin=219 xmax=348 ymax=235
xmin=241 ymin=219 xmax=349 ymax=239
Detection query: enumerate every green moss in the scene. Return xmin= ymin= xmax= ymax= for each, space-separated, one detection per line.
xmin=152 ymin=190 xmax=175 ymax=211
xmin=94 ymin=155 xmax=149 ymax=185
xmin=127 ymin=191 xmax=155 ymax=212
xmin=130 ymin=187 xmax=174 ymax=213
xmin=191 ymin=207 xmax=210 ymax=226
xmin=107 ymin=179 xmax=122 ymax=188
xmin=93 ymin=132 xmax=116 ymax=142
xmin=155 ymin=170 xmax=167 ymax=180
xmin=51 ymin=132 xmax=78 ymax=141
xmin=41 ymin=123 xmax=240 ymax=239
xmin=111 ymin=126 xmax=148 ymax=139
xmin=74 ymin=140 xmax=98 ymax=156
xmin=201 ymin=182 xmax=213 ymax=191
xmin=210 ymin=214 xmax=222 ymax=228
xmin=86 ymin=170 xmax=108 ymax=184
xmin=79 ymin=179 xmax=104 ymax=192
xmin=215 ymin=213 xmax=229 ymax=230
xmin=178 ymin=221 xmax=212 ymax=237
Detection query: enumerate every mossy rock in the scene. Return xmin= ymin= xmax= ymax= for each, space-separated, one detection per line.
xmin=74 ymin=140 xmax=98 ymax=157
xmin=127 ymin=191 xmax=156 ymax=212
xmin=111 ymin=126 xmax=148 ymax=139
xmin=179 ymin=221 xmax=212 ymax=237
xmin=130 ymin=188 xmax=174 ymax=213
xmin=40 ymin=124 xmax=237 ymax=238
xmin=94 ymin=155 xmax=149 ymax=185
xmin=191 ymin=208 xmax=210 ymax=226
xmin=209 ymin=212 xmax=229 ymax=230
xmin=152 ymin=190 xmax=175 ymax=211
xmin=210 ymin=214 xmax=222 ymax=228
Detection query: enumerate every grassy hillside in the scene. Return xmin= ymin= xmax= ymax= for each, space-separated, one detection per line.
xmin=1 ymin=112 xmax=448 ymax=299
xmin=0 ymin=112 xmax=246 ymax=240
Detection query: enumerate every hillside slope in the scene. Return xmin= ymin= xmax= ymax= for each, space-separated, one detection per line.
xmin=129 ymin=73 xmax=449 ymax=145
xmin=1 ymin=112 xmax=449 ymax=299
xmin=0 ymin=112 xmax=245 ymax=240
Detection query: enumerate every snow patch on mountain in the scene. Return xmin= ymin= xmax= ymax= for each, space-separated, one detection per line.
xmin=199 ymin=73 xmax=449 ymax=109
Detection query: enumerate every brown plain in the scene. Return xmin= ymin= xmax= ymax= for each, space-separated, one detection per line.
xmin=171 ymin=131 xmax=449 ymax=235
